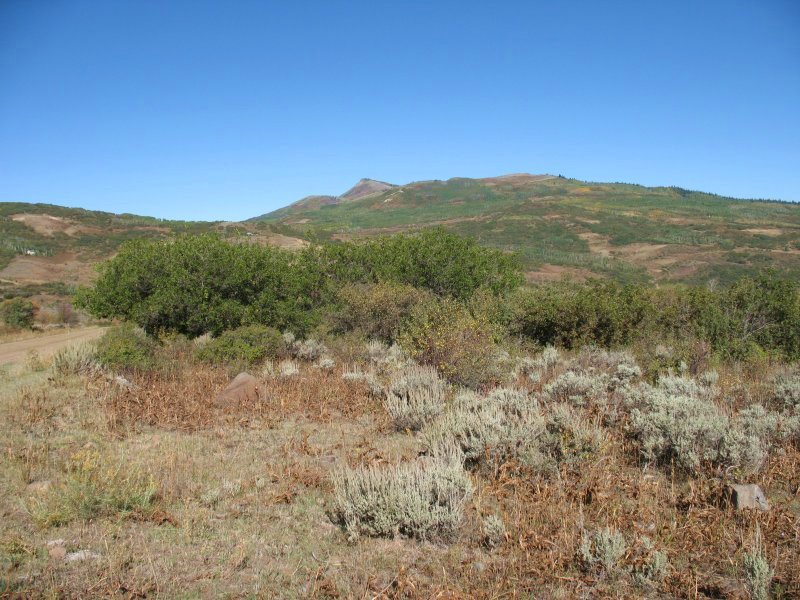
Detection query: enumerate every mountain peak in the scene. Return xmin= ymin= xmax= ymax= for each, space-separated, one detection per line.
xmin=339 ymin=178 xmax=395 ymax=201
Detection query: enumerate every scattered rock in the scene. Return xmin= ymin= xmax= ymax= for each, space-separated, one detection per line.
xmin=48 ymin=546 xmax=67 ymax=561
xmin=215 ymin=372 xmax=260 ymax=406
xmin=26 ymin=480 xmax=52 ymax=495
xmin=65 ymin=550 xmax=101 ymax=562
xmin=725 ymin=484 xmax=769 ymax=511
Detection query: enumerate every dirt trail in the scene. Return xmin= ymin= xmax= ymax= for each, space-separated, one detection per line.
xmin=0 ymin=326 xmax=105 ymax=365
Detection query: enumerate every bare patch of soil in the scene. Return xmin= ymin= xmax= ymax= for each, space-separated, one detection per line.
xmin=10 ymin=214 xmax=101 ymax=237
xmin=577 ymin=231 xmax=612 ymax=257
xmin=525 ymin=264 xmax=597 ymax=282
xmin=743 ymin=227 xmax=784 ymax=237
xmin=0 ymin=252 xmax=97 ymax=285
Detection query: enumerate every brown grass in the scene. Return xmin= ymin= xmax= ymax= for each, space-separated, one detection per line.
xmin=104 ymin=364 xmax=381 ymax=432
xmin=2 ymin=349 xmax=799 ymax=598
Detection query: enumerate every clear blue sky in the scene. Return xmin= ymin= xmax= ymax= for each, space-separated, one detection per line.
xmin=1 ymin=1 xmax=798 ymax=220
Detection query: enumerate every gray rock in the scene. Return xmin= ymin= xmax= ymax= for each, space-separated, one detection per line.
xmin=65 ymin=550 xmax=101 ymax=562
xmin=726 ymin=484 xmax=769 ymax=511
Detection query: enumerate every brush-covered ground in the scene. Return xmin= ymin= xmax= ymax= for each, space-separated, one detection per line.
xmin=257 ymin=175 xmax=800 ymax=285
xmin=2 ymin=333 xmax=799 ymax=599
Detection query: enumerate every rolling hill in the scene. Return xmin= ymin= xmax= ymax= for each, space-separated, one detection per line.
xmin=254 ymin=174 xmax=800 ymax=284
xmin=0 ymin=203 xmax=298 ymax=295
xmin=2 ymin=173 xmax=799 ymax=297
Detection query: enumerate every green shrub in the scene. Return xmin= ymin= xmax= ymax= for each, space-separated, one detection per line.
xmin=0 ymin=298 xmax=35 ymax=329
xmin=398 ymin=298 xmax=506 ymax=389
xmin=509 ymin=281 xmax=653 ymax=349
xmin=317 ymin=227 xmax=523 ymax=299
xmin=195 ymin=325 xmax=284 ymax=366
xmin=331 ymin=447 xmax=472 ymax=541
xmin=693 ymin=270 xmax=800 ymax=360
xmin=78 ymin=234 xmax=328 ymax=337
xmin=332 ymin=282 xmax=432 ymax=342
xmin=508 ymin=271 xmax=799 ymax=360
xmin=95 ymin=324 xmax=159 ymax=373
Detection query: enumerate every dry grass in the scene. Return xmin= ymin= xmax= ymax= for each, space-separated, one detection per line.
xmin=1 ymin=345 xmax=799 ymax=598
xmin=104 ymin=364 xmax=381 ymax=432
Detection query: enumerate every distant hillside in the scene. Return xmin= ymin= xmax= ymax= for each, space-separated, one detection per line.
xmin=3 ymin=173 xmax=799 ymax=295
xmin=254 ymin=174 xmax=800 ymax=284
xmin=0 ymin=203 xmax=303 ymax=295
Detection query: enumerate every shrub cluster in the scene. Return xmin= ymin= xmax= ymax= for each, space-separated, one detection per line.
xmin=508 ymin=272 xmax=799 ymax=360
xmin=627 ymin=383 xmax=770 ymax=474
xmin=0 ymin=297 xmax=35 ymax=329
xmin=195 ymin=324 xmax=284 ymax=366
xmin=423 ymin=388 xmax=542 ymax=465
xmin=316 ymin=227 xmax=523 ymax=299
xmin=95 ymin=324 xmax=160 ymax=373
xmin=78 ymin=230 xmax=799 ymax=363
xmin=78 ymin=235 xmax=327 ymax=337
xmin=398 ymin=298 xmax=506 ymax=389
xmin=509 ymin=281 xmax=653 ymax=349
xmin=330 ymin=447 xmax=472 ymax=541
xmin=79 ymin=229 xmax=520 ymax=338
xmin=332 ymin=282 xmax=431 ymax=342
xmin=384 ymin=365 xmax=447 ymax=430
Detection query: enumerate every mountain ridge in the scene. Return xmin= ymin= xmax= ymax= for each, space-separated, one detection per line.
xmin=251 ymin=173 xmax=800 ymax=285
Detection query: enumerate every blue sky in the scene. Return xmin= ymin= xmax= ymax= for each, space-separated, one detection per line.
xmin=1 ymin=1 xmax=798 ymax=220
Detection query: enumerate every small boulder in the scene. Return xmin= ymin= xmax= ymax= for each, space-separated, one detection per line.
xmin=65 ymin=550 xmax=101 ymax=562
xmin=725 ymin=484 xmax=769 ymax=511
xmin=215 ymin=372 xmax=260 ymax=406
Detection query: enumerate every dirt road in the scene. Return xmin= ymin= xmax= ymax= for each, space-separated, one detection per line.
xmin=0 ymin=326 xmax=105 ymax=365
